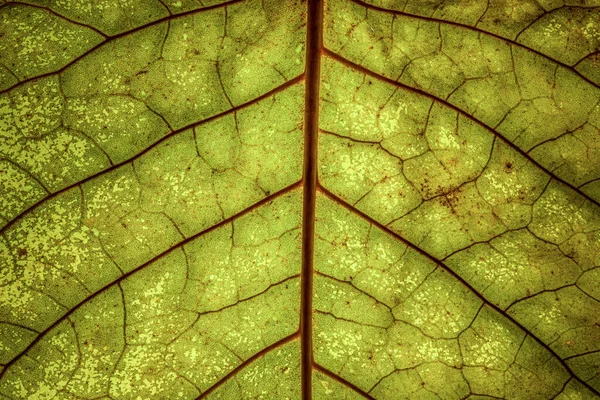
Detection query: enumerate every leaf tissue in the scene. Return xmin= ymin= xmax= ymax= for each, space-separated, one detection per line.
xmin=1 ymin=0 xmax=600 ymax=398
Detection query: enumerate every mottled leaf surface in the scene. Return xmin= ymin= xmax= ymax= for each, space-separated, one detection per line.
xmin=0 ymin=0 xmax=599 ymax=398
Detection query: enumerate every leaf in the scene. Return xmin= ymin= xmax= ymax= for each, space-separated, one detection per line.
xmin=0 ymin=0 xmax=599 ymax=398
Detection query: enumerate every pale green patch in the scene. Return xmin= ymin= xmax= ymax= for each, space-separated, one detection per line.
xmin=0 ymin=4 xmax=103 ymax=84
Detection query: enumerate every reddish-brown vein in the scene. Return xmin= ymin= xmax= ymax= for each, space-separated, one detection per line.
xmin=0 ymin=181 xmax=301 ymax=381
xmin=315 ymin=270 xmax=392 ymax=312
xmin=0 ymin=75 xmax=304 ymax=236
xmin=580 ymin=176 xmax=600 ymax=188
xmin=574 ymin=51 xmax=600 ymax=68
xmin=315 ymin=310 xmax=390 ymax=329
xmin=323 ymin=49 xmax=600 ymax=211
xmin=3 ymin=2 xmax=108 ymax=38
xmin=313 ymin=364 xmax=376 ymax=400
xmin=0 ymin=0 xmax=248 ymax=95
xmin=192 ymin=274 xmax=301 ymax=318
xmin=301 ymin=0 xmax=323 ymax=399
xmin=317 ymin=184 xmax=600 ymax=397
xmin=565 ymin=349 xmax=600 ymax=361
xmin=0 ymin=158 xmax=50 ymax=194
xmin=347 ymin=0 xmax=600 ymax=89
xmin=195 ymin=332 xmax=300 ymax=399
xmin=320 ymin=128 xmax=403 ymax=162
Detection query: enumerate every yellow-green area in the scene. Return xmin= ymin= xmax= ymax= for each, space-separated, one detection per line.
xmin=1 ymin=0 xmax=600 ymax=398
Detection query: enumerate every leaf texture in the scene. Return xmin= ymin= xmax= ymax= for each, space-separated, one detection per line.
xmin=0 ymin=0 xmax=600 ymax=398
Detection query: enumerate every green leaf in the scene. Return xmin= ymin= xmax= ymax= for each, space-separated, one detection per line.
xmin=1 ymin=0 xmax=600 ymax=398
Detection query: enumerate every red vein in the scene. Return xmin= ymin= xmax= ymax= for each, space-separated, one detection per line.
xmin=195 ymin=332 xmax=300 ymax=399
xmin=323 ymin=49 xmax=600 ymax=211
xmin=313 ymin=364 xmax=376 ymax=400
xmin=192 ymin=274 xmax=301 ymax=317
xmin=4 ymin=2 xmax=108 ymax=38
xmin=0 ymin=181 xmax=301 ymax=380
xmin=347 ymin=0 xmax=600 ymax=89
xmin=0 ymin=75 xmax=304 ymax=236
xmin=565 ymin=349 xmax=600 ymax=360
xmin=317 ymin=184 xmax=600 ymax=397
xmin=0 ymin=0 xmax=248 ymax=95
xmin=301 ymin=1 xmax=324 ymax=399
xmin=0 ymin=158 xmax=49 ymax=194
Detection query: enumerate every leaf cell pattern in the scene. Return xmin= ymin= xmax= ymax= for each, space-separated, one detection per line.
xmin=0 ymin=0 xmax=599 ymax=398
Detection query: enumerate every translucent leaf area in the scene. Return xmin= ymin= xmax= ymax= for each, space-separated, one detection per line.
xmin=1 ymin=0 xmax=600 ymax=398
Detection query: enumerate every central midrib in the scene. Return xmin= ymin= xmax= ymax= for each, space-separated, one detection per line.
xmin=301 ymin=0 xmax=324 ymax=399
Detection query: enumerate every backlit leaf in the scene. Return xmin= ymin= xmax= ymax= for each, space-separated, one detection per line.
xmin=1 ymin=0 xmax=599 ymax=398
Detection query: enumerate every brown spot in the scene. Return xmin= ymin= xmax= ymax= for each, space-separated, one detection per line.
xmin=17 ymin=248 xmax=27 ymax=257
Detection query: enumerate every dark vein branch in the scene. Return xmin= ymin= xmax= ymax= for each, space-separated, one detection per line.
xmin=313 ymin=363 xmax=376 ymax=400
xmin=317 ymin=184 xmax=600 ymax=397
xmin=0 ymin=0 xmax=248 ymax=95
xmin=315 ymin=310 xmax=391 ymax=329
xmin=0 ymin=181 xmax=301 ymax=380
xmin=319 ymin=128 xmax=402 ymax=162
xmin=0 ymin=75 xmax=304 ymax=236
xmin=564 ymin=349 xmax=600 ymax=361
xmin=315 ymin=270 xmax=393 ymax=311
xmin=0 ymin=321 xmax=39 ymax=334
xmin=301 ymin=1 xmax=323 ymax=399
xmin=190 ymin=274 xmax=301 ymax=317
xmin=323 ymin=49 xmax=600 ymax=211
xmin=574 ymin=51 xmax=600 ymax=68
xmin=347 ymin=0 xmax=600 ymax=89
xmin=195 ymin=332 xmax=300 ymax=399
xmin=3 ymin=2 xmax=108 ymax=37
xmin=579 ymin=176 xmax=600 ymax=189
xmin=0 ymin=158 xmax=50 ymax=194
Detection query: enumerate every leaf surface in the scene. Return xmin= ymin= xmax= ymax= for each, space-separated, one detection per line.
xmin=1 ymin=0 xmax=600 ymax=398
